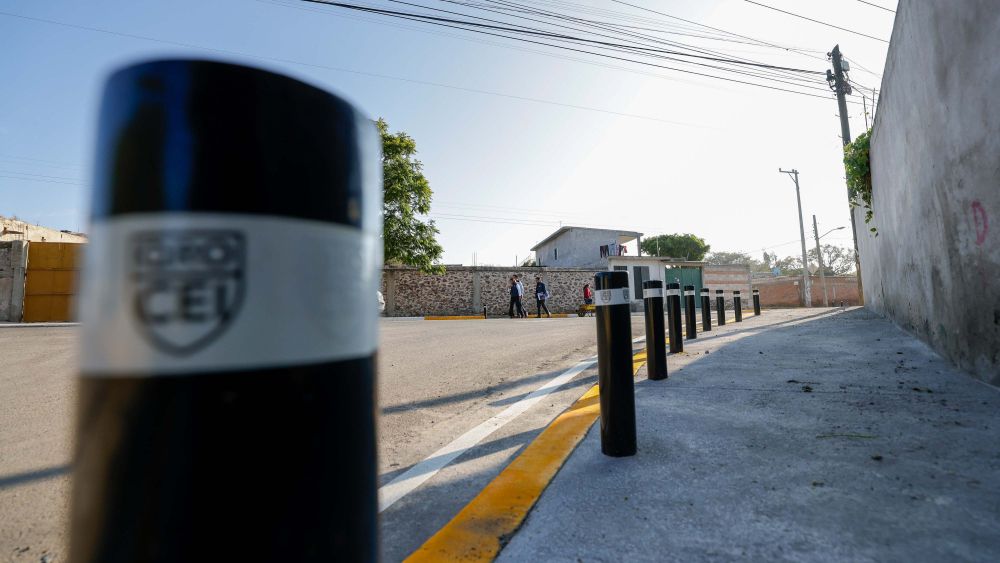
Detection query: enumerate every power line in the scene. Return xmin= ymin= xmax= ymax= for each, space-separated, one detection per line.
xmin=0 ymin=10 xmax=716 ymax=127
xmin=0 ymin=174 xmax=82 ymax=186
xmin=856 ymin=0 xmax=895 ymax=14
xmin=301 ymin=2 xmax=852 ymax=101
xmin=743 ymin=0 xmax=889 ymax=44
xmin=611 ymin=0 xmax=832 ymax=62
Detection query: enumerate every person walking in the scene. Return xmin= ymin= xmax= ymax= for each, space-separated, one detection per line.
xmin=535 ymin=276 xmax=551 ymax=318
xmin=583 ymin=282 xmax=593 ymax=305
xmin=514 ymin=275 xmax=527 ymax=318
xmin=508 ymin=277 xmax=519 ymax=318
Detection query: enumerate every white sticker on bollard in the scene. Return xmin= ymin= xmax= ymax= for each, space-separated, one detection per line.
xmin=595 ymin=288 xmax=631 ymax=306
xmin=643 ymin=288 xmax=663 ymax=299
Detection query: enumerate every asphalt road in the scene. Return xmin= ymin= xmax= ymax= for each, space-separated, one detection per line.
xmin=0 ymin=315 xmax=646 ymax=562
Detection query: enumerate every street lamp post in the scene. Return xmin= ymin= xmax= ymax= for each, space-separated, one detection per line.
xmin=812 ymin=216 xmax=846 ymax=307
xmin=779 ymin=168 xmax=811 ymax=307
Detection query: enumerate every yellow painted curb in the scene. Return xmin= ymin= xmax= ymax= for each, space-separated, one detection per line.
xmin=405 ymin=349 xmax=648 ymax=562
xmin=424 ymin=315 xmax=488 ymax=320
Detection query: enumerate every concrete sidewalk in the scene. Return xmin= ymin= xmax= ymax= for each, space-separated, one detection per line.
xmin=499 ymin=308 xmax=1000 ymax=562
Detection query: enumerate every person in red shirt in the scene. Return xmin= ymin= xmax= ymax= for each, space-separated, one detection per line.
xmin=583 ymin=283 xmax=594 ymax=305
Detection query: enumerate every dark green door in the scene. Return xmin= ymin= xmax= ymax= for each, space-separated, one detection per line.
xmin=665 ymin=267 xmax=704 ymax=308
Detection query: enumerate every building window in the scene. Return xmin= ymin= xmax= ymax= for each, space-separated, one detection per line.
xmin=554 ymin=248 xmax=558 ymax=261
xmin=633 ymin=266 xmax=650 ymax=300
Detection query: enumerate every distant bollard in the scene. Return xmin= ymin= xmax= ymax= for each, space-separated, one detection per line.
xmin=642 ymin=280 xmax=668 ymax=381
xmin=753 ymin=289 xmax=761 ymax=316
xmin=700 ymin=288 xmax=712 ymax=331
xmin=594 ymin=271 xmax=636 ymax=457
xmin=666 ymin=282 xmax=683 ymax=353
xmin=684 ymin=284 xmax=697 ymax=339
xmin=716 ymin=289 xmax=726 ymax=326
xmin=734 ymin=290 xmax=743 ymax=322
xmin=73 ymin=60 xmax=380 ymax=562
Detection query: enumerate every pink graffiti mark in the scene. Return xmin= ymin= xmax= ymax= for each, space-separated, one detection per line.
xmin=972 ymin=200 xmax=988 ymax=245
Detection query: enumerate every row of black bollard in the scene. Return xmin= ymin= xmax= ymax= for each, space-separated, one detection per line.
xmin=753 ymin=288 xmax=761 ymax=316
xmin=596 ymin=274 xmax=765 ymax=458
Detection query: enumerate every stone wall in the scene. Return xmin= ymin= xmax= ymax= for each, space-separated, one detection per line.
xmin=855 ymin=0 xmax=1000 ymax=384
xmin=382 ymin=266 xmax=598 ymax=317
xmin=0 ymin=241 xmax=27 ymax=321
xmin=753 ymin=275 xmax=861 ymax=307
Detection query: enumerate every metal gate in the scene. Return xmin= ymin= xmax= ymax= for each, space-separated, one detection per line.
xmin=22 ymin=242 xmax=82 ymax=322
xmin=664 ymin=266 xmax=704 ymax=308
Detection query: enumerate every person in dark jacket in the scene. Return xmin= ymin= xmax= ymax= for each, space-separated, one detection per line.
xmin=508 ymin=277 xmax=519 ymax=318
xmin=535 ymin=276 xmax=551 ymax=318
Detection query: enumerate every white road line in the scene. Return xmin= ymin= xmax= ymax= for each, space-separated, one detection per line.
xmin=378 ymin=334 xmax=648 ymax=512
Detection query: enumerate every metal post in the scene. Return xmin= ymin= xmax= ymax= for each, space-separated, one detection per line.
xmin=734 ymin=290 xmax=743 ymax=322
xmin=813 ymin=214 xmax=830 ymax=307
xmin=700 ymin=288 xmax=712 ymax=331
xmin=72 ymin=60 xmax=380 ymax=562
xmin=683 ymin=284 xmax=697 ymax=339
xmin=716 ymin=289 xmax=726 ymax=326
xmin=666 ymin=282 xmax=683 ymax=353
xmin=753 ymin=289 xmax=761 ymax=316
xmin=594 ymin=271 xmax=636 ymax=457
xmin=642 ymin=280 xmax=668 ymax=381
xmin=779 ymin=168 xmax=812 ymax=307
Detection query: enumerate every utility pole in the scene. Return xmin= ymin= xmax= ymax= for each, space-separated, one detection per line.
xmin=813 ymin=215 xmax=829 ymax=307
xmin=828 ymin=44 xmax=865 ymax=304
xmin=779 ymin=168 xmax=811 ymax=307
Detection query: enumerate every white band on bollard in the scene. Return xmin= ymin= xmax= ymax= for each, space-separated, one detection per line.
xmin=683 ymin=290 xmax=694 ymax=296
xmin=643 ymin=288 xmax=663 ymax=299
xmin=595 ymin=287 xmax=631 ymax=306
xmin=80 ymin=213 xmax=380 ymax=375
xmin=665 ymin=289 xmax=680 ymax=297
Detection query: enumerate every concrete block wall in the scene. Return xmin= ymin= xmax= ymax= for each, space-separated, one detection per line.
xmin=856 ymin=0 xmax=1000 ymax=384
xmin=753 ymin=275 xmax=861 ymax=307
xmin=702 ymin=264 xmax=751 ymax=309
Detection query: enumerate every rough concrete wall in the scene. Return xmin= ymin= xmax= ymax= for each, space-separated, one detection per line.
xmin=0 ymin=242 xmax=12 ymax=320
xmin=703 ymin=265 xmax=751 ymax=308
xmin=857 ymin=0 xmax=1000 ymax=384
xmin=382 ymin=266 xmax=597 ymax=316
xmin=0 ymin=217 xmax=87 ymax=243
xmin=535 ymin=228 xmax=631 ymax=268
xmin=753 ymin=275 xmax=861 ymax=307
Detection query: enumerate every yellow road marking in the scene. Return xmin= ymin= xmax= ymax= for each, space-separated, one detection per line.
xmin=405 ymin=349 xmax=648 ymax=562
xmin=424 ymin=314 xmax=575 ymax=320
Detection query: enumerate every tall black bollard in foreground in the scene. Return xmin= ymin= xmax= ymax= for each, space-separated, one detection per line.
xmin=753 ymin=288 xmax=761 ymax=316
xmin=666 ymin=282 xmax=683 ymax=353
xmin=684 ymin=284 xmax=697 ymax=339
xmin=700 ymin=288 xmax=712 ymax=331
xmin=72 ymin=60 xmax=381 ymax=563
xmin=642 ymin=280 xmax=668 ymax=381
xmin=594 ymin=271 xmax=636 ymax=457
xmin=716 ymin=289 xmax=726 ymax=326
xmin=734 ymin=290 xmax=743 ymax=322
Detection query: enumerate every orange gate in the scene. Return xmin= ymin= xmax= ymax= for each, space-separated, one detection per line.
xmin=22 ymin=242 xmax=82 ymax=322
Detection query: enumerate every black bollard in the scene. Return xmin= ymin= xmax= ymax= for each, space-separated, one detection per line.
xmin=716 ymin=289 xmax=726 ymax=326
xmin=753 ymin=288 xmax=761 ymax=316
xmin=700 ymin=288 xmax=712 ymax=331
xmin=666 ymin=282 xmax=683 ymax=353
xmin=684 ymin=284 xmax=697 ymax=339
xmin=642 ymin=280 xmax=668 ymax=381
xmin=734 ymin=290 xmax=743 ymax=322
xmin=72 ymin=60 xmax=380 ymax=562
xmin=594 ymin=271 xmax=636 ymax=457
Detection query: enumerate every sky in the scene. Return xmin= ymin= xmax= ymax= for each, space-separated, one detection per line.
xmin=0 ymin=0 xmax=895 ymax=266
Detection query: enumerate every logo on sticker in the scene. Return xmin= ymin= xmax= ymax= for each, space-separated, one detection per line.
xmin=599 ymin=290 xmax=612 ymax=302
xmin=131 ymin=230 xmax=245 ymax=355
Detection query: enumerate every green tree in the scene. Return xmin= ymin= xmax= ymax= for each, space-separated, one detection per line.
xmin=378 ymin=118 xmax=444 ymax=274
xmin=706 ymin=250 xmax=770 ymax=272
xmin=640 ymin=233 xmax=710 ymax=260
xmin=807 ymin=244 xmax=855 ymax=275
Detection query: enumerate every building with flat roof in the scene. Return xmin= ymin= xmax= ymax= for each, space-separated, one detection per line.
xmin=531 ymin=226 xmax=642 ymax=269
